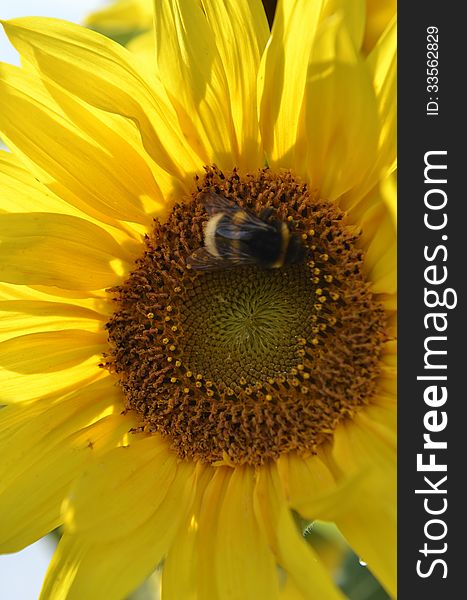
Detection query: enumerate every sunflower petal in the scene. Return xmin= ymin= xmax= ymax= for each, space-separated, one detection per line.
xmin=365 ymin=227 xmax=396 ymax=295
xmin=0 ymin=63 xmax=165 ymax=226
xmin=258 ymin=0 xmax=324 ymax=164
xmin=41 ymin=442 xmax=196 ymax=600
xmin=161 ymin=465 xmax=213 ymax=600
xmin=302 ymin=12 xmax=379 ymax=199
xmin=363 ymin=0 xmax=396 ymax=54
xmin=0 ymin=212 xmax=128 ymax=290
xmin=126 ymin=30 xmax=155 ymax=62
xmin=330 ymin=418 xmax=396 ymax=597
xmin=154 ymin=0 xmax=238 ymax=166
xmin=0 ymin=329 xmax=105 ymax=403
xmin=1 ymin=17 xmax=200 ymax=178
xmin=321 ymin=0 xmax=366 ymax=50
xmin=277 ymin=452 xmax=351 ymax=521
xmin=65 ymin=436 xmax=178 ymax=541
xmin=215 ymin=467 xmax=279 ymax=600
xmin=0 ymin=151 xmax=79 ymax=216
xmin=368 ymin=18 xmax=397 ymax=181
xmin=195 ymin=467 xmax=231 ymax=599
xmin=84 ymin=0 xmax=153 ymax=36
xmin=201 ymin=0 xmax=269 ymax=169
xmin=0 ymin=282 xmax=108 ymax=313
xmin=337 ymin=503 xmax=396 ymax=599
xmin=349 ymin=18 xmax=396 ymax=203
xmin=0 ymin=330 xmax=104 ymax=375
xmin=359 ymin=203 xmax=397 ymax=296
xmin=0 ymin=378 xmax=129 ymax=552
xmin=0 ymin=149 xmax=146 ymax=257
xmin=0 ymin=300 xmax=104 ymax=342
xmin=280 ymin=577 xmax=308 ymax=600
xmin=255 ymin=463 xmax=345 ymax=600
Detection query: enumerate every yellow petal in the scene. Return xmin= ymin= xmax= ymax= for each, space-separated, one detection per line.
xmin=338 ymin=504 xmax=396 ymax=598
xmin=0 ymin=285 xmax=107 ymax=341
xmin=280 ymin=577 xmax=308 ymax=600
xmin=331 ymin=420 xmax=396 ymax=597
xmin=363 ymin=0 xmax=396 ymax=54
xmin=301 ymin=13 xmax=379 ymax=199
xmin=0 ymin=329 xmax=105 ymax=403
xmin=379 ymin=355 xmax=396 ymax=398
xmin=215 ymin=466 xmax=279 ymax=600
xmin=161 ymin=465 xmax=213 ymax=600
xmin=380 ymin=169 xmax=397 ymax=224
xmin=345 ymin=170 xmax=396 ymax=296
xmin=0 ymin=299 xmax=104 ymax=342
xmin=0 ymin=150 xmax=145 ymax=258
xmin=65 ymin=436 xmax=178 ymax=541
xmin=0 ymin=282 xmax=109 ymax=314
xmin=0 ymin=378 xmax=129 ymax=552
xmin=377 ymin=373 xmax=396 ymax=402
xmin=196 ymin=467 xmax=231 ymax=599
xmin=365 ymin=216 xmax=397 ymax=294
xmin=201 ymin=0 xmax=269 ymax=169
xmin=1 ymin=17 xmax=201 ymax=179
xmin=368 ymin=18 xmax=397 ymax=178
xmin=193 ymin=466 xmax=280 ymax=599
xmin=277 ymin=452 xmax=341 ymax=519
xmin=360 ymin=402 xmax=396 ymax=436
xmin=0 ymin=329 xmax=105 ymax=374
xmin=0 ymin=63 xmax=164 ymax=226
xmin=367 ymin=238 xmax=396 ymax=296
xmin=126 ymin=30 xmax=155 ymax=62
xmin=281 ymin=448 xmax=373 ymax=525
xmin=258 ymin=0 xmax=324 ymax=165
xmin=360 ymin=202 xmax=396 ymax=295
xmin=154 ymin=0 xmax=237 ymax=167
xmin=255 ymin=463 xmax=345 ymax=600
xmin=352 ymin=20 xmax=397 ymax=212
xmin=85 ymin=0 xmax=153 ymax=34
xmin=350 ymin=18 xmax=396 ymax=203
xmin=42 ymin=442 xmax=196 ymax=600
xmin=0 ymin=212 xmax=129 ymax=290
xmin=321 ymin=0 xmax=366 ymax=51
xmin=331 ymin=414 xmax=395 ymax=481
xmin=0 ymin=151 xmax=80 ymax=216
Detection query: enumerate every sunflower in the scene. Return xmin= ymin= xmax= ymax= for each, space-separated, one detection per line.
xmin=85 ymin=0 xmax=155 ymax=47
xmin=0 ymin=1 xmax=396 ymax=599
xmin=85 ymin=0 xmax=396 ymax=56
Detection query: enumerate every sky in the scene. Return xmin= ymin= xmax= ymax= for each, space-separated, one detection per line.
xmin=0 ymin=3 xmax=107 ymax=597
xmin=0 ymin=0 xmax=106 ymax=65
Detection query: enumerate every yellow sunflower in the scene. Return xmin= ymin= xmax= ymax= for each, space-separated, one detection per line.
xmin=85 ymin=0 xmax=154 ymax=47
xmin=85 ymin=0 xmax=396 ymax=58
xmin=0 ymin=1 xmax=396 ymax=599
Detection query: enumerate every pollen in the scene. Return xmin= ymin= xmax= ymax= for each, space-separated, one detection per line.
xmin=104 ymin=166 xmax=387 ymax=465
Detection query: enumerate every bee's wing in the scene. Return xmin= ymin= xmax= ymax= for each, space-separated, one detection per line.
xmin=199 ymin=192 xmax=237 ymax=216
xmin=187 ymin=247 xmax=258 ymax=271
xmin=200 ymin=192 xmax=273 ymax=238
xmin=186 ymin=248 xmax=229 ymax=271
xmin=215 ymin=212 xmax=272 ymax=241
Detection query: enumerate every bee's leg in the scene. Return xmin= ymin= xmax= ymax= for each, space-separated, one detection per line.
xmin=259 ymin=207 xmax=275 ymax=221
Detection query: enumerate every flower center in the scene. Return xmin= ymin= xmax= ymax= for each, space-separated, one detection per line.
xmin=104 ymin=167 xmax=387 ymax=465
xmin=180 ymin=263 xmax=315 ymax=391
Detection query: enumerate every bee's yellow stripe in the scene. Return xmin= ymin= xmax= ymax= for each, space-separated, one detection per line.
xmin=204 ymin=212 xmax=225 ymax=257
xmin=272 ymin=222 xmax=290 ymax=268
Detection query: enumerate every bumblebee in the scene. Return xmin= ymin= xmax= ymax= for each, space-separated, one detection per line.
xmin=187 ymin=192 xmax=305 ymax=271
